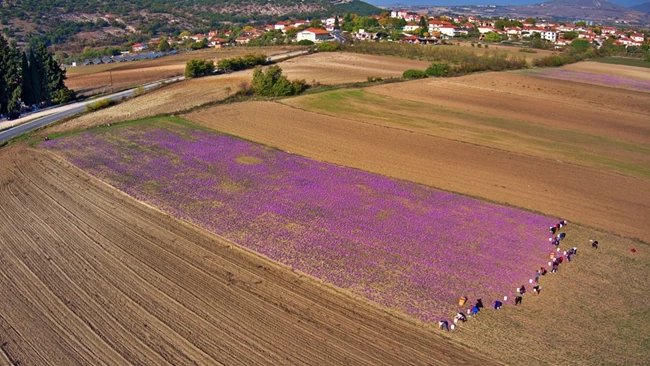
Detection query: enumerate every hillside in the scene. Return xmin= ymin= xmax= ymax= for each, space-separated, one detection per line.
xmin=0 ymin=0 xmax=380 ymax=49
xmin=631 ymin=1 xmax=650 ymax=12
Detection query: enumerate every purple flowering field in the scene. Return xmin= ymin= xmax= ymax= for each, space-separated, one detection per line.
xmin=526 ymin=68 xmax=650 ymax=92
xmin=43 ymin=118 xmax=555 ymax=322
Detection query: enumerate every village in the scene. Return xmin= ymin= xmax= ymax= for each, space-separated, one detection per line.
xmin=74 ymin=9 xmax=649 ymax=66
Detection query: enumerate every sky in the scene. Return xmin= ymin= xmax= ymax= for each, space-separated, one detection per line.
xmin=366 ymin=0 xmax=647 ymax=7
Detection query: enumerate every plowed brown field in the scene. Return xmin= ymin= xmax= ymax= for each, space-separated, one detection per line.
xmin=0 ymin=146 xmax=497 ymax=365
xmin=65 ymin=46 xmax=298 ymax=95
xmin=185 ymin=100 xmax=650 ymax=243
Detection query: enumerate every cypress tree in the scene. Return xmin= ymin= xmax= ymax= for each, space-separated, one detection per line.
xmin=0 ymin=37 xmax=21 ymax=115
xmin=29 ymin=47 xmax=43 ymax=104
xmin=0 ymin=36 xmax=10 ymax=115
xmin=21 ymin=51 xmax=34 ymax=106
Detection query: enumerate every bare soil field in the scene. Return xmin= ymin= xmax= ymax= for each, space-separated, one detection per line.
xmin=0 ymin=146 xmax=497 ymax=365
xmin=65 ymin=46 xmax=299 ymax=95
xmin=185 ymin=101 xmax=650 ymax=243
xmin=451 ymin=42 xmax=556 ymax=62
xmin=562 ymin=60 xmax=650 ymax=81
xmin=47 ymin=73 xmax=252 ymax=134
xmin=282 ymin=73 xmax=650 ymax=178
xmin=275 ymin=52 xmax=431 ymax=84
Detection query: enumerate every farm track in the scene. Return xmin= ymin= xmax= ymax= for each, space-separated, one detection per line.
xmin=0 ymin=147 xmax=499 ymax=365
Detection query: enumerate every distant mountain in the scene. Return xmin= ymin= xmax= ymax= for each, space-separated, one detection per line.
xmin=439 ymin=0 xmax=650 ymax=25
xmin=519 ymin=0 xmax=650 ymax=22
xmin=631 ymin=1 xmax=650 ymax=12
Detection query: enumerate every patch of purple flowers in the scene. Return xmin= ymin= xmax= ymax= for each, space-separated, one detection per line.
xmin=43 ymin=120 xmax=555 ymax=322
xmin=527 ymin=68 xmax=650 ymax=92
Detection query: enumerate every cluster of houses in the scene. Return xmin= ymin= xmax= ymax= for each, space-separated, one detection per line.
xmin=74 ymin=10 xmax=648 ymax=66
xmin=388 ymin=10 xmax=647 ymax=48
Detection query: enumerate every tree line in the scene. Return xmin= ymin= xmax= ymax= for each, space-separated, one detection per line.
xmin=0 ymin=37 xmax=74 ymax=116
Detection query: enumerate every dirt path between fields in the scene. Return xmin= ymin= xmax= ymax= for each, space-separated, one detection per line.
xmin=0 ymin=146 xmax=498 ymax=365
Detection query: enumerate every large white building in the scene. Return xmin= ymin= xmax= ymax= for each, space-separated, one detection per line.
xmin=296 ymin=28 xmax=331 ymax=43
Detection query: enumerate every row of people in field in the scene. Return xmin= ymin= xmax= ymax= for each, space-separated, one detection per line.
xmin=438 ymin=219 xmax=596 ymax=332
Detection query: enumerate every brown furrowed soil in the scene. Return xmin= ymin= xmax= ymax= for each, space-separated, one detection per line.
xmin=65 ymin=46 xmax=299 ymax=95
xmin=275 ymin=52 xmax=431 ymax=84
xmin=184 ymin=101 xmax=650 ymax=243
xmin=0 ymin=146 xmax=498 ymax=365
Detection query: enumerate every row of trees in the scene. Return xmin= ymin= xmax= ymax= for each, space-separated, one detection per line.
xmin=0 ymin=37 xmax=74 ymax=116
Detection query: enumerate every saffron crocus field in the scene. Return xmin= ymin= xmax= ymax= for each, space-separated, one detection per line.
xmin=43 ymin=117 xmax=555 ymax=322
xmin=526 ymin=68 xmax=650 ymax=92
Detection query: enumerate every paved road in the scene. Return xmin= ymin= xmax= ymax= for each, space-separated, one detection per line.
xmin=0 ymin=49 xmax=310 ymax=144
xmin=0 ymin=76 xmax=184 ymax=143
xmin=331 ymin=31 xmax=346 ymax=43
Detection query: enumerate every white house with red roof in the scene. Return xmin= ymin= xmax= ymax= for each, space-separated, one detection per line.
xmin=275 ymin=21 xmax=289 ymax=30
xmin=631 ymin=33 xmax=645 ymax=42
xmin=131 ymin=43 xmax=148 ymax=52
xmin=390 ymin=10 xmax=409 ymax=19
xmin=601 ymin=27 xmax=617 ymax=35
xmin=478 ymin=26 xmax=496 ymax=34
xmin=404 ymin=23 xmax=420 ymax=32
xmin=297 ymin=28 xmax=331 ymax=43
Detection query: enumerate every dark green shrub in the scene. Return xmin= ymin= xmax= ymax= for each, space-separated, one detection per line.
xmin=402 ymin=69 xmax=428 ymax=79
xmin=426 ymin=62 xmax=452 ymax=77
xmin=185 ymin=59 xmax=215 ymax=78
xmin=252 ymin=65 xmax=306 ymax=97
xmin=317 ymin=42 xmax=340 ymax=52
xmin=298 ymin=40 xmax=314 ymax=45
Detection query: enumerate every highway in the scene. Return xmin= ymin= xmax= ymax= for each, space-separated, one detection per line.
xmin=0 ymin=49 xmax=309 ymax=144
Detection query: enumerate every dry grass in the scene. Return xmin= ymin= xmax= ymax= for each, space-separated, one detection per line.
xmin=65 ymin=46 xmax=300 ymax=95
xmin=282 ymin=73 xmax=650 ymax=179
xmin=49 ymin=72 xmax=252 ymax=134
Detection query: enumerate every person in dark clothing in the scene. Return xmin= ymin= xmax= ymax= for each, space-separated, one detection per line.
xmin=591 ymin=240 xmax=599 ymax=249
xmin=494 ymin=300 xmax=503 ymax=310
xmin=471 ymin=305 xmax=480 ymax=316
xmin=550 ymin=226 xmax=557 ymax=235
xmin=518 ymin=285 xmax=526 ymax=295
xmin=439 ymin=320 xmax=450 ymax=331
xmin=515 ymin=296 xmax=522 ymax=305
xmin=533 ymin=285 xmax=541 ymax=294
xmin=552 ymin=263 xmax=559 ymax=273
xmin=558 ymin=232 xmax=566 ymax=240
xmin=475 ymin=299 xmax=484 ymax=309
xmin=540 ymin=267 xmax=547 ymax=276
xmin=454 ymin=312 xmax=467 ymax=323
xmin=552 ymin=239 xmax=560 ymax=247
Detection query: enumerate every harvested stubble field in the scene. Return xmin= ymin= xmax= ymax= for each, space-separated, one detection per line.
xmin=0 ymin=145 xmax=498 ymax=365
xmin=275 ymin=52 xmax=430 ymax=84
xmin=185 ymin=97 xmax=650 ymax=244
xmin=65 ymin=46 xmax=298 ymax=95
xmin=283 ymin=74 xmax=650 ymax=179
xmin=47 ymin=72 xmax=252 ymax=134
